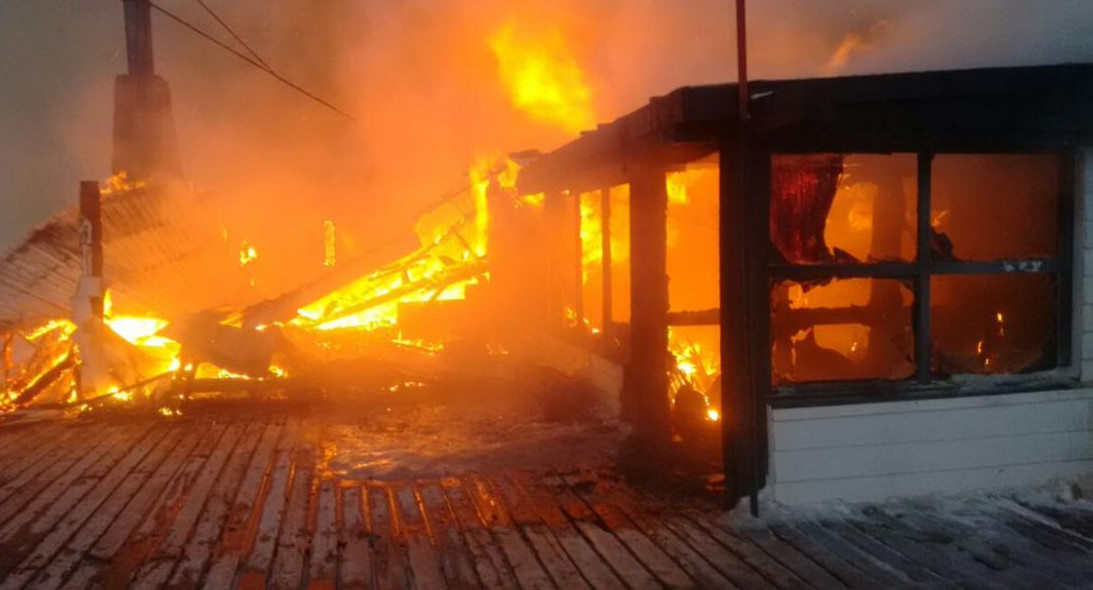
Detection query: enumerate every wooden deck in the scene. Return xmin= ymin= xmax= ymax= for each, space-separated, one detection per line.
xmin=0 ymin=409 xmax=1092 ymax=589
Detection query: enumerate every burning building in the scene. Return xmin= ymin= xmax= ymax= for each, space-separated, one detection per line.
xmin=515 ymin=63 xmax=1093 ymax=505
xmin=1 ymin=0 xmax=1093 ymax=510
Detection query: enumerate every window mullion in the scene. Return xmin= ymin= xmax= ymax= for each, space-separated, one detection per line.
xmin=916 ymin=152 xmax=933 ymax=384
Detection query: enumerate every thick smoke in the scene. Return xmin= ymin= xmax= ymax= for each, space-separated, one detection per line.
xmin=1 ymin=0 xmax=1091 ymax=265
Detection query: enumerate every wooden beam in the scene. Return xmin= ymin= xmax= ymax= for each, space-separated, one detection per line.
xmin=600 ymin=188 xmax=613 ymax=340
xmin=628 ymin=165 xmax=671 ymax=444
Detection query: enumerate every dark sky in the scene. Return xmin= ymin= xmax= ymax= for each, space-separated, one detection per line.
xmin=2 ymin=0 xmax=1092 ymax=252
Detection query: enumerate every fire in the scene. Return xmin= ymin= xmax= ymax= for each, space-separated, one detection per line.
xmin=239 ymin=241 xmax=259 ymax=266
xmin=293 ymin=157 xmax=509 ymax=336
xmin=667 ymin=172 xmax=690 ymax=205
xmin=579 ymin=193 xmax=602 ymax=284
xmin=99 ymin=170 xmax=145 ymax=196
xmin=669 ymin=327 xmax=721 ymax=421
xmin=324 ymin=220 xmax=337 ymax=267
xmin=488 ymin=22 xmax=596 ymax=134
xmin=24 ymin=318 xmax=76 ymax=342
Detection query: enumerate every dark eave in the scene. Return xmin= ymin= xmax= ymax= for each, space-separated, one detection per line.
xmin=518 ymin=63 xmax=1093 ymax=194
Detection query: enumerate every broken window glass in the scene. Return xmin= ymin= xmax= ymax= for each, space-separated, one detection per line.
xmin=770 ymin=153 xmax=917 ymax=265
xmin=931 ymin=274 xmax=1056 ymax=375
xmin=771 ymin=278 xmax=915 ymax=384
xmin=931 ymin=154 xmax=1060 ymax=262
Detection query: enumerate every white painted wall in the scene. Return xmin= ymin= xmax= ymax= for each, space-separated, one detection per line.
xmin=766 ymin=149 xmax=1093 ymax=505
xmin=766 ymin=388 xmax=1093 ymax=504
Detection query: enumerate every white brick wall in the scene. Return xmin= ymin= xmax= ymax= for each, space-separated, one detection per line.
xmin=1079 ymin=150 xmax=1093 ymax=379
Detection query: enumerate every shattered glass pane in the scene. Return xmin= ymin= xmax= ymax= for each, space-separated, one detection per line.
xmin=771 ymin=153 xmax=917 ymax=264
xmin=932 ymin=274 xmax=1056 ymax=375
xmin=771 ymin=278 xmax=915 ymax=384
xmin=931 ymin=154 xmax=1060 ymax=262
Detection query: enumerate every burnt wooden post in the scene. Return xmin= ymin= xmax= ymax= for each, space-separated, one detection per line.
xmin=79 ymin=181 xmax=105 ymax=320
xmin=629 ymin=165 xmax=671 ymax=444
xmin=573 ymin=192 xmax=585 ymax=323
xmin=600 ymin=187 xmax=613 ymax=341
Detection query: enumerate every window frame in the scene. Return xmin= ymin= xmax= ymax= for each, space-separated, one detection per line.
xmin=767 ymin=150 xmax=1078 ymax=400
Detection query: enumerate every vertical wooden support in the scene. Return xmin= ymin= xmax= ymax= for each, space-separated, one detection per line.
xmin=629 ymin=166 xmax=671 ymax=444
xmin=600 ymin=188 xmax=613 ymax=340
xmin=915 ymin=153 xmax=933 ymax=383
xmin=720 ymin=140 xmax=768 ymax=511
xmin=79 ymin=181 xmax=105 ymax=320
xmin=573 ymin=192 xmax=585 ymax=323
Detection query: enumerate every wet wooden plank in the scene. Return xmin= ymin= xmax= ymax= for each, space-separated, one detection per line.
xmin=56 ymin=561 xmax=98 ymax=590
xmin=127 ymin=419 xmax=249 ymax=589
xmin=201 ymin=417 xmax=287 ymax=590
xmin=674 ymin=507 xmax=811 ymax=590
xmin=417 ymin=482 xmax=480 ymax=590
xmin=86 ymin=422 xmax=206 ymax=561
xmin=0 ymin=423 xmax=43 ymax=473
xmin=0 ymin=424 xmax=107 ymax=527
xmin=441 ymin=477 xmax=518 ymax=590
xmin=465 ymin=475 xmax=555 ymax=590
xmin=571 ymin=492 xmax=705 ymax=590
xmin=807 ymin=514 xmax=924 ymax=587
xmin=806 ymin=512 xmax=949 ymax=588
xmin=840 ymin=511 xmax=1003 ymax=590
xmin=4 ymin=424 xmax=180 ymax=590
xmin=269 ymin=441 xmax=316 ymax=590
xmin=733 ymin=522 xmax=849 ymax=590
xmin=550 ymin=483 xmax=661 ymax=590
xmin=391 ymin=483 xmax=445 ymax=590
xmin=95 ymin=419 xmax=230 ymax=590
xmin=165 ymin=420 xmax=268 ymax=590
xmin=340 ymin=487 xmax=374 ymax=590
xmin=507 ymin=473 xmax=623 ymax=590
xmin=0 ymin=423 xmax=65 ymax=481
xmin=489 ymin=476 xmax=589 ymax=590
xmin=1004 ymin=499 xmax=1093 ymax=549
xmin=368 ymin=484 xmax=412 ymax=590
xmin=944 ymin=502 xmax=1093 ymax=588
xmin=306 ymin=479 xmax=338 ymax=590
xmin=766 ymin=516 xmax=885 ymax=590
xmin=0 ymin=423 xmax=151 ymax=577
xmin=234 ymin=418 xmax=300 ymax=590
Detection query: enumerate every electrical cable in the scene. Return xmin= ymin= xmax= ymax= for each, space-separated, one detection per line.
xmin=191 ymin=0 xmax=272 ymax=72
xmin=148 ymin=1 xmax=355 ymax=121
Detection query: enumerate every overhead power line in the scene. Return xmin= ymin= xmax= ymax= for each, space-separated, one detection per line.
xmin=148 ymin=1 xmax=355 ymax=121
xmin=191 ymin=0 xmax=272 ymax=72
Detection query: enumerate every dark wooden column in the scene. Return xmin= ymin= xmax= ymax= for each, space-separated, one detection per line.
xmin=629 ymin=165 xmax=671 ymax=444
xmin=720 ymin=133 xmax=770 ymax=510
xmin=600 ymin=187 xmax=613 ymax=341
xmin=573 ymin=192 xmax=584 ymax=323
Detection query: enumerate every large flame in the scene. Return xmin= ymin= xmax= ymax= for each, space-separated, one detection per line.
xmin=489 ymin=23 xmax=596 ymax=135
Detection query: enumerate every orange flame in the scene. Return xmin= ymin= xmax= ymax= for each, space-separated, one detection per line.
xmin=489 ymin=23 xmax=596 ymax=134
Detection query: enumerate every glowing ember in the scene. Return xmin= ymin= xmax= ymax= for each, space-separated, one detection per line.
xmin=488 ymin=22 xmax=596 ymax=134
